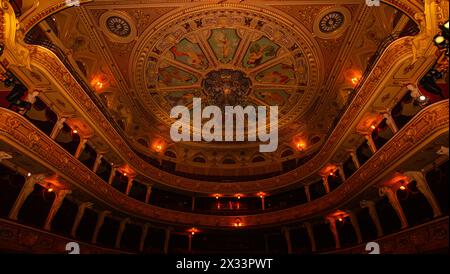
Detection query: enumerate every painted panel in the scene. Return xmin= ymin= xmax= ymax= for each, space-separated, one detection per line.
xmin=169 ymin=38 xmax=209 ymax=70
xmin=207 ymin=29 xmax=241 ymax=64
xmin=255 ymin=63 xmax=296 ymax=85
xmin=242 ymin=37 xmax=280 ymax=68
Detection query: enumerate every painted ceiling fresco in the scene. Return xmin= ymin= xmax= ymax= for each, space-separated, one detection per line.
xmin=146 ymin=26 xmax=309 ymax=130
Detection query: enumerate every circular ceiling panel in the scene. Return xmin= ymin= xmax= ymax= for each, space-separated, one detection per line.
xmin=132 ymin=4 xmax=323 ymax=134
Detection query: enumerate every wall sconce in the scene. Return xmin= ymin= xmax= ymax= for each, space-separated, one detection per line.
xmin=46 ymin=184 xmax=54 ymax=193
xmin=351 ymin=76 xmax=360 ymax=85
xmin=296 ymin=142 xmax=305 ymax=151
xmin=234 ymin=218 xmax=242 ymax=227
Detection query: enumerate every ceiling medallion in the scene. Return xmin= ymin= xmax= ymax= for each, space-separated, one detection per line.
xmin=319 ymin=12 xmax=344 ymax=33
xmin=202 ymin=69 xmax=251 ymax=108
xmin=106 ymin=16 xmax=131 ymax=37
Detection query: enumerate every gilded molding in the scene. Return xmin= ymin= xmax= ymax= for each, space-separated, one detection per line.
xmin=0 ymin=218 xmax=126 ymax=254
xmin=327 ymin=216 xmax=449 ymax=254
xmin=0 ymin=100 xmax=447 ymax=227
xmin=27 ymin=37 xmax=417 ymax=194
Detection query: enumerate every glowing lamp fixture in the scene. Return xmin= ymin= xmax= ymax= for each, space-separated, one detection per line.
xmin=329 ymin=172 xmax=334 ymax=176
xmin=27 ymin=172 xmax=31 ymax=177
xmin=338 ymin=217 xmax=343 ymax=222
xmin=351 ymin=77 xmax=360 ymax=85
xmin=237 ymin=194 xmax=241 ymax=200
xmin=123 ymin=172 xmax=127 ymax=177
xmin=370 ymin=124 xmax=376 ymax=130
xmin=47 ymin=184 xmax=54 ymax=193
xmin=434 ymin=34 xmax=446 ymax=46
xmin=234 ymin=218 xmax=242 ymax=227
xmin=191 ymin=231 xmax=195 ymax=236
xmin=72 ymin=128 xmax=78 ymax=134
xmin=215 ymin=194 xmax=220 ymax=200
xmin=296 ymin=142 xmax=305 ymax=151
xmin=418 ymin=95 xmax=428 ymax=104
xmin=259 ymin=192 xmax=265 ymax=199
xmin=399 ymin=185 xmax=407 ymax=191
xmin=155 ymin=144 xmax=163 ymax=153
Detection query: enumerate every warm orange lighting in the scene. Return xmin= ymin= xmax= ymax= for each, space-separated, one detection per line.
xmin=296 ymin=142 xmax=305 ymax=151
xmin=27 ymin=172 xmax=31 ymax=177
xmin=329 ymin=172 xmax=334 ymax=176
xmin=370 ymin=124 xmax=376 ymax=130
xmin=237 ymin=195 xmax=241 ymax=200
xmin=48 ymin=187 xmax=54 ymax=193
xmin=123 ymin=173 xmax=127 ymax=177
xmin=399 ymin=185 xmax=407 ymax=191
xmin=338 ymin=217 xmax=343 ymax=222
xmin=215 ymin=194 xmax=220 ymax=199
xmin=72 ymin=129 xmax=78 ymax=134
xmin=259 ymin=192 xmax=265 ymax=199
xmin=351 ymin=77 xmax=360 ymax=85
xmin=154 ymin=144 xmax=163 ymax=153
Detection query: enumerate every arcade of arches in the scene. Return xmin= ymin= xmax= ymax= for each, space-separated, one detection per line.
xmin=0 ymin=0 xmax=448 ymax=254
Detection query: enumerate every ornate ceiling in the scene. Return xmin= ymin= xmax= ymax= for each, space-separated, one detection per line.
xmin=39 ymin=1 xmax=409 ymax=175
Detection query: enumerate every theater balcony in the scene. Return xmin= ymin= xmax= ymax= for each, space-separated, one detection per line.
xmin=0 ymin=0 xmax=448 ymax=254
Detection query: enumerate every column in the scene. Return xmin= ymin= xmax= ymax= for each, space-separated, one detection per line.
xmin=145 ymin=185 xmax=153 ymax=203
xmin=360 ymin=200 xmax=383 ymax=237
xmin=9 ymin=174 xmax=47 ymax=220
xmin=44 ymin=189 xmax=72 ymax=230
xmin=191 ymin=196 xmax=196 ymax=211
xmin=364 ymin=134 xmax=377 ymax=154
xmin=91 ymin=210 xmax=111 ymax=244
xmin=125 ymin=177 xmax=134 ymax=196
xmin=347 ymin=211 xmax=362 ymax=244
xmin=282 ymin=227 xmax=292 ymax=254
xmin=139 ymin=223 xmax=150 ymax=252
xmin=50 ymin=117 xmax=66 ymax=139
xmin=108 ymin=167 xmax=117 ymax=185
xmin=92 ymin=154 xmax=103 ymax=173
xmin=304 ymin=185 xmax=311 ymax=202
xmin=405 ymin=171 xmax=442 ymax=217
xmin=74 ymin=138 xmax=88 ymax=159
xmin=304 ymin=222 xmax=316 ymax=252
xmin=379 ymin=186 xmax=408 ymax=229
xmin=188 ymin=234 xmax=193 ymax=253
xmin=70 ymin=202 xmax=93 ymax=238
xmin=163 ymin=227 xmax=173 ymax=254
xmin=322 ymin=176 xmax=330 ymax=194
xmin=337 ymin=164 xmax=346 ymax=182
xmin=261 ymin=195 xmax=265 ymax=210
xmin=348 ymin=150 xmax=361 ymax=169
xmin=115 ymin=218 xmax=130 ymax=249
xmin=327 ymin=217 xmax=340 ymax=249
xmin=383 ymin=112 xmax=398 ymax=134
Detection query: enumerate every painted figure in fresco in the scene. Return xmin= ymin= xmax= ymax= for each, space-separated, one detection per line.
xmin=247 ymin=43 xmax=276 ymax=66
xmin=256 ymin=91 xmax=286 ymax=106
xmin=159 ymin=67 xmax=195 ymax=85
xmin=170 ymin=44 xmax=206 ymax=69
xmin=213 ymin=31 xmax=231 ymax=60
xmin=166 ymin=91 xmax=198 ymax=106
xmin=256 ymin=64 xmax=295 ymax=84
